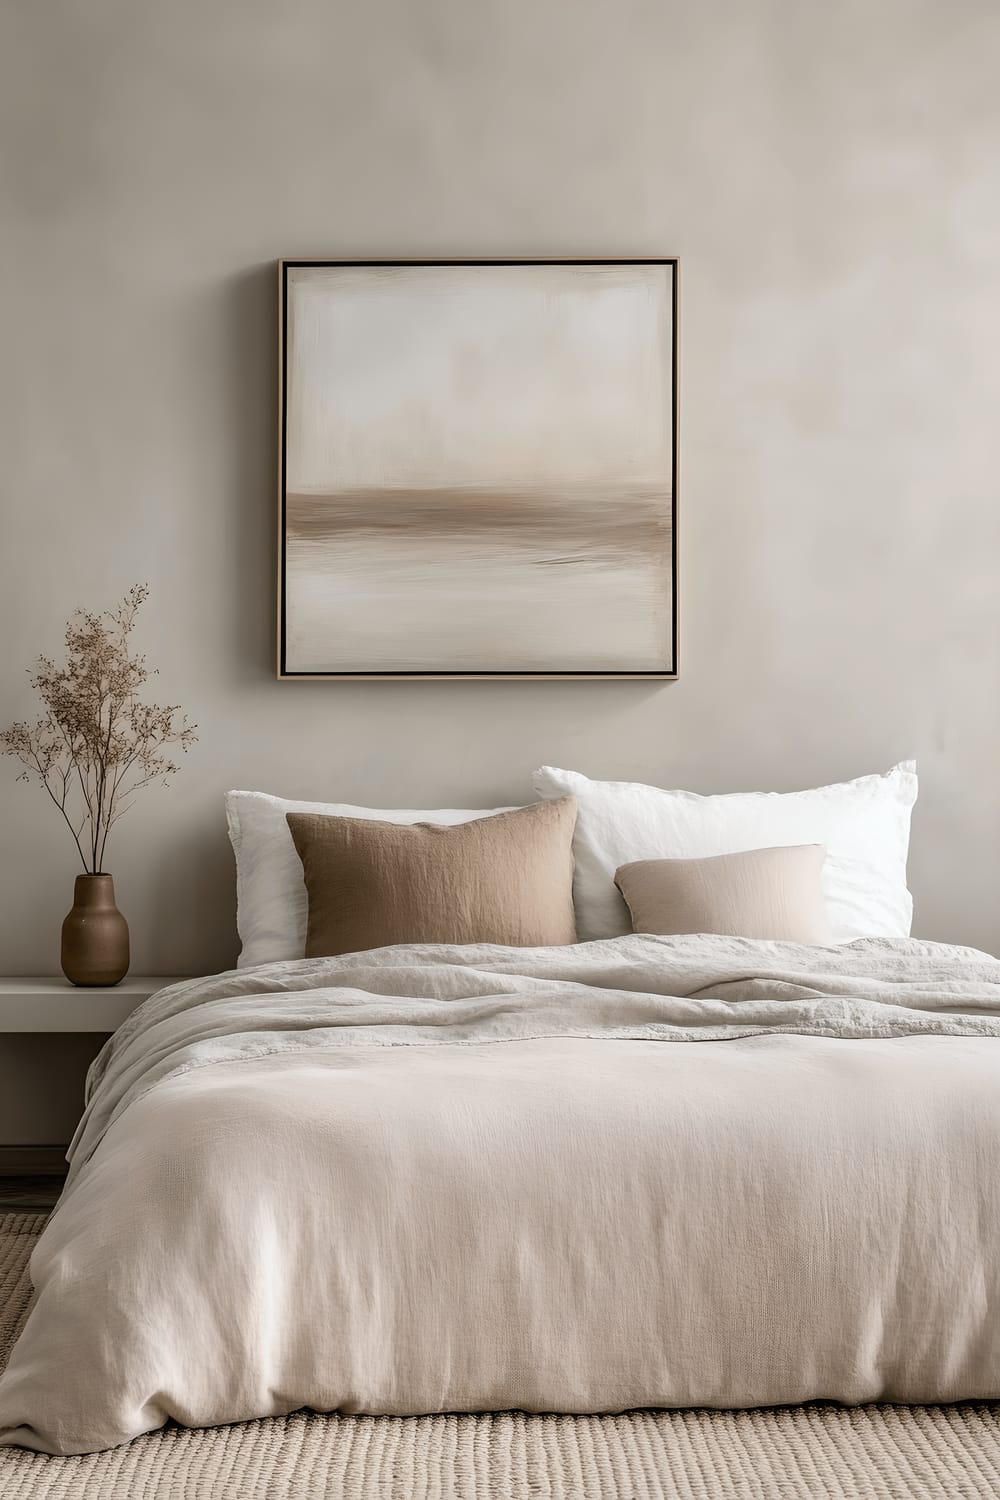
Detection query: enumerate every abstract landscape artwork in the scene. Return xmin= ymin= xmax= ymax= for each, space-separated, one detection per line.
xmin=279 ymin=260 xmax=677 ymax=678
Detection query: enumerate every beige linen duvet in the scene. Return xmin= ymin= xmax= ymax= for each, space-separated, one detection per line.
xmin=1 ymin=933 xmax=999 ymax=1455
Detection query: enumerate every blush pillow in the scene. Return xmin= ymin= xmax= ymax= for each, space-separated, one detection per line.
xmin=226 ymin=790 xmax=518 ymax=968
xmin=615 ymin=845 xmax=833 ymax=944
xmin=532 ymin=762 xmax=917 ymax=944
xmin=286 ymin=798 xmax=578 ymax=957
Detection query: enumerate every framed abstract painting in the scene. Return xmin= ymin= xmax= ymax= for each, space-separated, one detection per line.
xmin=278 ymin=259 xmax=677 ymax=679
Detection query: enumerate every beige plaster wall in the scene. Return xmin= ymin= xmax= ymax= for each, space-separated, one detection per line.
xmin=1 ymin=0 xmax=998 ymax=1017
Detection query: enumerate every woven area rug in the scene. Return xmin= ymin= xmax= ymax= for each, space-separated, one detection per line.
xmin=1 ymin=1213 xmax=999 ymax=1499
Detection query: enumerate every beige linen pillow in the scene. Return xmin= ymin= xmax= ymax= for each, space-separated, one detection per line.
xmin=614 ymin=844 xmax=832 ymax=944
xmin=286 ymin=798 xmax=578 ymax=957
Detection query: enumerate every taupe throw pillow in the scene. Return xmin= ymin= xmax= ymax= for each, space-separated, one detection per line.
xmin=286 ymin=798 xmax=578 ymax=957
xmin=614 ymin=844 xmax=832 ymax=944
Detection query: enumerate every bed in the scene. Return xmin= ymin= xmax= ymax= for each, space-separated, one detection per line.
xmin=1 ymin=931 xmax=999 ymax=1455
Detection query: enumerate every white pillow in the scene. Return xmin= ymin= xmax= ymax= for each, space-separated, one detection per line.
xmin=226 ymin=791 xmax=518 ymax=968
xmin=531 ymin=763 xmax=917 ymax=943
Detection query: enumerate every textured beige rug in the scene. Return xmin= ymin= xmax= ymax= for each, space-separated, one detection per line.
xmin=1 ymin=1213 xmax=999 ymax=1499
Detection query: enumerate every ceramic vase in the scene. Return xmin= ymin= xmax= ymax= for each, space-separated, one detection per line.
xmin=61 ymin=874 xmax=130 ymax=987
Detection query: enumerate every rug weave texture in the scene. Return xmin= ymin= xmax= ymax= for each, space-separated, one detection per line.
xmin=1 ymin=1212 xmax=999 ymax=1499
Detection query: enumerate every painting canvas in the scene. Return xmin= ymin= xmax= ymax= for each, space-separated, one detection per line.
xmin=279 ymin=260 xmax=677 ymax=678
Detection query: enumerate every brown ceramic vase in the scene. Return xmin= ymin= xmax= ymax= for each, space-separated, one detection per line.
xmin=61 ymin=874 xmax=130 ymax=987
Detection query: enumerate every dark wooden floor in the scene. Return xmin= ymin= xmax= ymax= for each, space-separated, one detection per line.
xmin=0 ymin=1176 xmax=64 ymax=1211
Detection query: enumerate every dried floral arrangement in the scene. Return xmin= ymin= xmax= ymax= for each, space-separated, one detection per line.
xmin=0 ymin=585 xmax=197 ymax=875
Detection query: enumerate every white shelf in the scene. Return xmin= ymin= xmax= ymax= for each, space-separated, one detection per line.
xmin=0 ymin=977 xmax=187 ymax=1033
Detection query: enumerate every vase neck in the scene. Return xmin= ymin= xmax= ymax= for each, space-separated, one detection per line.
xmin=73 ymin=873 xmax=117 ymax=908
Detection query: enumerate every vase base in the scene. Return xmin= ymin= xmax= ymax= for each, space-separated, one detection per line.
xmin=62 ymin=971 xmax=129 ymax=988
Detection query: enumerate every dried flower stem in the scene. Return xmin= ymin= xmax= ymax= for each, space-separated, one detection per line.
xmin=0 ymin=586 xmax=197 ymax=874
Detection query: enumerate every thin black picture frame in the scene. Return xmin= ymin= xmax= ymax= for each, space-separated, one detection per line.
xmin=278 ymin=258 xmax=679 ymax=680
